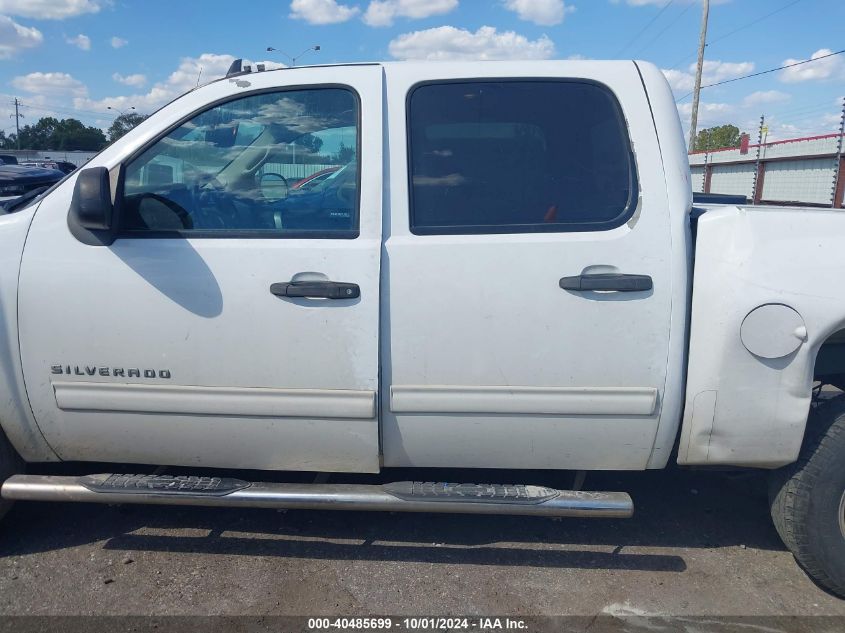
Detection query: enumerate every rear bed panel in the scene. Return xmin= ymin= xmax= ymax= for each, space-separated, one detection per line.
xmin=679 ymin=205 xmax=845 ymax=467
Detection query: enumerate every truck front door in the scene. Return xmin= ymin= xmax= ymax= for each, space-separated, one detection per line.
xmin=18 ymin=65 xmax=383 ymax=472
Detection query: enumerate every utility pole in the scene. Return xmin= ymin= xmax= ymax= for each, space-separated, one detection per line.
xmin=688 ymin=0 xmax=710 ymax=152
xmin=11 ymin=97 xmax=23 ymax=149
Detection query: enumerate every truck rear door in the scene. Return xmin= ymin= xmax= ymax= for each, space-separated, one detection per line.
xmin=18 ymin=65 xmax=383 ymax=472
xmin=382 ymin=61 xmax=675 ymax=470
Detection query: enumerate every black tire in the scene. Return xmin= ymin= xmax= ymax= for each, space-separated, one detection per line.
xmin=0 ymin=427 xmax=22 ymax=521
xmin=769 ymin=396 xmax=845 ymax=596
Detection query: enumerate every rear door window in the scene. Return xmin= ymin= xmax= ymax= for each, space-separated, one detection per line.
xmin=407 ymin=80 xmax=637 ymax=235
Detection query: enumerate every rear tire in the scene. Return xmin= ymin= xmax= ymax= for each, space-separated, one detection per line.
xmin=0 ymin=427 xmax=22 ymax=521
xmin=769 ymin=396 xmax=845 ymax=596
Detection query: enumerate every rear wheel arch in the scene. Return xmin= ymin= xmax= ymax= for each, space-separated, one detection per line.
xmin=814 ymin=327 xmax=845 ymax=392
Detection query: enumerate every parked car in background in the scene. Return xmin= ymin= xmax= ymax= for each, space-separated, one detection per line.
xmin=53 ymin=161 xmax=78 ymax=175
xmin=0 ymin=164 xmax=64 ymax=207
xmin=0 ymin=154 xmax=18 ymax=165
xmin=20 ymin=160 xmax=77 ymax=175
xmin=291 ymin=166 xmax=340 ymax=191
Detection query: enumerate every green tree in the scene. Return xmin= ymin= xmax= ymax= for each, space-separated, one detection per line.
xmin=107 ymin=112 xmax=149 ymax=143
xmin=694 ymin=124 xmax=743 ymax=152
xmin=54 ymin=118 xmax=108 ymax=151
xmin=333 ymin=142 xmax=355 ymax=164
xmin=295 ymin=133 xmax=323 ymax=155
xmin=15 ymin=117 xmax=107 ymax=151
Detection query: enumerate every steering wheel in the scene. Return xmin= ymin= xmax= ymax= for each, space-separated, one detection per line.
xmin=191 ymin=173 xmax=241 ymax=229
xmin=259 ymin=172 xmax=290 ymax=202
xmin=134 ymin=193 xmax=193 ymax=230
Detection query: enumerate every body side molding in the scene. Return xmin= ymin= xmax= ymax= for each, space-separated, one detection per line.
xmin=390 ymin=385 xmax=658 ymax=416
xmin=53 ymin=382 xmax=376 ymax=419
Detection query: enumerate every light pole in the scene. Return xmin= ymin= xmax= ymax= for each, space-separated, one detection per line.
xmin=266 ymin=45 xmax=320 ymax=67
xmin=107 ymin=105 xmax=136 ymax=118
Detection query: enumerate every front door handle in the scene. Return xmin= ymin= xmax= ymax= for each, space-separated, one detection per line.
xmin=270 ymin=281 xmax=360 ymax=299
xmin=559 ymin=273 xmax=653 ymax=292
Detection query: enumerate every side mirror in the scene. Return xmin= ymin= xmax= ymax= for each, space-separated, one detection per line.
xmin=68 ymin=166 xmax=117 ymax=245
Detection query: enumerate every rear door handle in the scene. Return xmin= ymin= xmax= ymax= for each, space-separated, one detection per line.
xmin=559 ymin=273 xmax=653 ymax=292
xmin=270 ymin=281 xmax=360 ymax=299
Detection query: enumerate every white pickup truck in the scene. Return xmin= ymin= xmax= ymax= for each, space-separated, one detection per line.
xmin=1 ymin=60 xmax=844 ymax=596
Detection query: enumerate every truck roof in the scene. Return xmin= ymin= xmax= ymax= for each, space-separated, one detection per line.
xmin=222 ymin=58 xmax=642 ymax=81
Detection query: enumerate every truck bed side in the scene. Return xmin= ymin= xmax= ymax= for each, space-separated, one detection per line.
xmin=679 ymin=205 xmax=845 ymax=467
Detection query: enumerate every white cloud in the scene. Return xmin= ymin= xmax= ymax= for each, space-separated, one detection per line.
xmin=0 ymin=15 xmax=42 ymax=58
xmin=0 ymin=0 xmax=104 ymax=20
xmin=758 ymin=112 xmax=843 ymax=142
xmin=661 ymin=68 xmax=694 ymax=93
xmin=677 ymin=101 xmax=734 ymax=122
xmin=289 ymin=0 xmax=359 ymax=24
xmin=75 ymin=52 xmax=284 ymax=115
xmin=363 ymin=0 xmax=457 ymax=27
xmin=12 ymin=71 xmax=88 ymax=97
xmin=503 ymin=0 xmax=574 ymax=26
xmin=65 ymin=33 xmax=91 ymax=50
xmin=389 ymin=25 xmax=555 ymax=61
xmin=742 ymin=90 xmax=790 ymax=107
xmin=661 ymin=59 xmax=754 ymax=94
xmin=0 ymin=91 xmax=73 ymax=129
xmin=112 ymin=72 xmax=146 ymax=87
xmin=675 ymin=94 xmax=839 ymax=144
xmin=677 ymin=100 xmax=737 ymax=139
xmin=780 ymin=48 xmax=845 ymax=83
xmin=110 ymin=36 xmax=127 ymax=48
xmin=0 ymin=53 xmax=287 ymax=133
xmin=701 ymin=60 xmax=754 ymax=84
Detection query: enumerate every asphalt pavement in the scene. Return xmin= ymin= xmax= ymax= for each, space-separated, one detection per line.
xmin=1 ymin=466 xmax=844 ymax=620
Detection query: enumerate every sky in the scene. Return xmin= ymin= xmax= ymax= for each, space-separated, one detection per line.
xmin=0 ymin=0 xmax=843 ymax=144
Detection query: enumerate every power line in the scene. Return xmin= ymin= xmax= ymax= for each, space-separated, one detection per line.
xmin=775 ymin=99 xmax=841 ymax=117
xmin=779 ymin=110 xmax=842 ymax=125
xmin=14 ymin=100 xmax=112 ymax=119
xmin=707 ymin=0 xmax=803 ymax=48
xmin=675 ymin=48 xmax=845 ymax=102
xmin=778 ymin=107 xmax=836 ymax=121
xmin=633 ymin=3 xmax=694 ymax=58
xmin=666 ymin=0 xmax=804 ymax=74
xmin=615 ymin=0 xmax=675 ymax=57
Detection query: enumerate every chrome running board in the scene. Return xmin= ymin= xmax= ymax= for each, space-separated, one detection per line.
xmin=1 ymin=474 xmax=633 ymax=518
